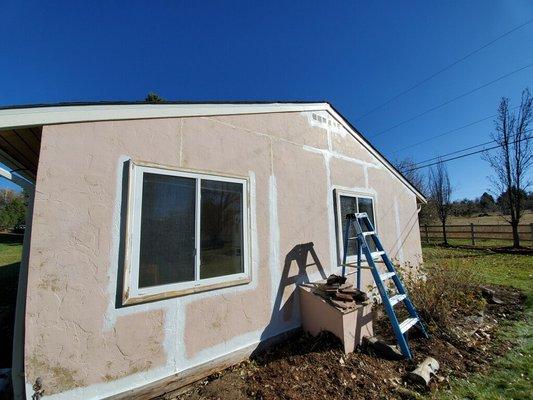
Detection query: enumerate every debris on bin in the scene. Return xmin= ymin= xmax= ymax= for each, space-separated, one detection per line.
xmin=314 ymin=274 xmax=369 ymax=311
xmin=326 ymin=274 xmax=347 ymax=286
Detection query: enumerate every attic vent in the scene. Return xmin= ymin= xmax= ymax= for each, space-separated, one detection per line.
xmin=311 ymin=113 xmax=342 ymax=130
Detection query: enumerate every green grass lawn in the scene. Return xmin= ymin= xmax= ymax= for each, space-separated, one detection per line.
xmin=0 ymin=233 xmax=23 ymax=368
xmin=422 ymin=244 xmax=533 ymax=400
xmin=0 ymin=233 xmax=23 ymax=267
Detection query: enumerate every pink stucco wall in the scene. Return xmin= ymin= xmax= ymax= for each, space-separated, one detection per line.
xmin=23 ymin=111 xmax=423 ymax=399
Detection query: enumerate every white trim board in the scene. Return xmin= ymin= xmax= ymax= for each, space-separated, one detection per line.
xmin=0 ymin=102 xmax=426 ymax=202
xmin=0 ymin=103 xmax=327 ymax=130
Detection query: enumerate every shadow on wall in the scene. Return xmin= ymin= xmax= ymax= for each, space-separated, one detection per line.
xmin=255 ymin=242 xmax=327 ymax=354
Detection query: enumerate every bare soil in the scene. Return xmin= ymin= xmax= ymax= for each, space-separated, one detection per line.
xmin=162 ymin=285 xmax=526 ymax=400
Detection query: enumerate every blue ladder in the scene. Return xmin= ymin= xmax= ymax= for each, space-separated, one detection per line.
xmin=341 ymin=212 xmax=428 ymax=359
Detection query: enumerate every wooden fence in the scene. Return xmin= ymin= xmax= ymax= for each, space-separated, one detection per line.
xmin=421 ymin=223 xmax=533 ymax=245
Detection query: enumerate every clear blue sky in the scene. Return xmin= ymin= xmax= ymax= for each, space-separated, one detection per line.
xmin=1 ymin=1 xmax=532 ymax=199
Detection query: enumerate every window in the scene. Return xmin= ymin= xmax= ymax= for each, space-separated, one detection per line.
xmin=123 ymin=162 xmax=250 ymax=304
xmin=334 ymin=190 xmax=377 ymax=263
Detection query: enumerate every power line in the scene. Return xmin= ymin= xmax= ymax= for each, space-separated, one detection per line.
xmin=392 ymin=113 xmax=495 ymax=154
xmin=391 ymin=105 xmax=520 ymax=154
xmin=371 ymin=62 xmax=533 ymax=138
xmin=356 ymin=18 xmax=533 ymax=121
xmin=408 ymin=133 xmax=533 ymax=171
xmin=414 ymin=127 xmax=533 ymax=165
xmin=414 ymin=138 xmax=498 ymax=165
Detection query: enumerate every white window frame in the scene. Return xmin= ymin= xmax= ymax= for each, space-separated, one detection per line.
xmin=334 ymin=189 xmax=378 ymax=266
xmin=122 ymin=161 xmax=251 ymax=305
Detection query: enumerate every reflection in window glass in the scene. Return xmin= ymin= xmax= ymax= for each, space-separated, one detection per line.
xmin=358 ymin=197 xmax=375 ymax=228
xmin=340 ymin=195 xmax=358 ymax=257
xmin=358 ymin=197 xmax=377 ymax=252
xmin=200 ymin=180 xmax=244 ymax=279
xmin=139 ymin=173 xmax=196 ymax=288
xmin=338 ymin=194 xmax=376 ymax=257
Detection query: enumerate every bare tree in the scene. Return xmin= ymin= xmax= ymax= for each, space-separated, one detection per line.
xmin=394 ymin=157 xmax=426 ymax=194
xmin=428 ymin=159 xmax=452 ymax=245
xmin=483 ymin=88 xmax=533 ymax=248
xmin=395 ymin=158 xmax=437 ymax=225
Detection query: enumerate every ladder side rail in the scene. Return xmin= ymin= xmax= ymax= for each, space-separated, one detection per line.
xmin=369 ymin=223 xmax=429 ymax=339
xmin=382 ymin=251 xmax=429 ymax=339
xmin=359 ymin=236 xmax=413 ymax=358
xmin=359 ymin=214 xmax=428 ymax=342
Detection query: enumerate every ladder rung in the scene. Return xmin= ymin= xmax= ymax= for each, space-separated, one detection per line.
xmin=362 ymin=231 xmax=376 ymax=237
xmin=339 ymin=263 xmax=372 ymax=269
xmin=399 ymin=317 xmax=419 ymax=334
xmin=370 ymin=251 xmax=385 ymax=259
xmin=379 ymin=271 xmax=395 ymax=281
xmin=389 ymin=294 xmax=406 ymax=306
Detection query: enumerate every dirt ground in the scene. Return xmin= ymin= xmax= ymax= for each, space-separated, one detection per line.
xmin=161 ymin=285 xmax=526 ymax=400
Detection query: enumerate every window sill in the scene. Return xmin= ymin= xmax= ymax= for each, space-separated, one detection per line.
xmin=122 ymin=275 xmax=252 ymax=306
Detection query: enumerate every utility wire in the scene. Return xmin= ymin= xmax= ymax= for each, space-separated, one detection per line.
xmin=406 ymin=125 xmax=531 ymax=165
xmin=391 ymin=105 xmax=520 ymax=154
xmin=414 ymin=138 xmax=499 ymax=165
xmin=407 ymin=133 xmax=533 ymax=171
xmin=371 ymin=62 xmax=533 ymax=138
xmin=356 ymin=18 xmax=533 ymax=121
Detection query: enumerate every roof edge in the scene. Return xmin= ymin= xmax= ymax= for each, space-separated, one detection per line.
xmin=324 ymin=104 xmax=427 ymax=203
xmin=0 ymin=102 xmax=329 ymax=130
xmin=0 ymin=101 xmax=426 ymax=202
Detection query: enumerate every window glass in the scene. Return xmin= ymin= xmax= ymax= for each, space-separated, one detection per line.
xmin=358 ymin=197 xmax=377 ymax=252
xmin=338 ymin=194 xmax=376 ymax=258
xmin=138 ymin=173 xmax=196 ymax=288
xmin=357 ymin=197 xmax=375 ymax=228
xmin=340 ymin=195 xmax=358 ymax=257
xmin=200 ymin=180 xmax=244 ymax=279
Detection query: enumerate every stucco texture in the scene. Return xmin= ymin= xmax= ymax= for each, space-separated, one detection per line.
xmin=24 ymin=111 xmax=423 ymax=399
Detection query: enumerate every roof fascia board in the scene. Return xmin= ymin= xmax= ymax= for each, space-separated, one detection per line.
xmin=324 ymin=105 xmax=427 ymax=203
xmin=0 ymin=101 xmax=425 ymax=201
xmin=0 ymin=103 xmax=329 ymax=130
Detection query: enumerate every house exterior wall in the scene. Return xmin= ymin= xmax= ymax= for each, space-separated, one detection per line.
xmin=22 ymin=111 xmax=423 ymax=399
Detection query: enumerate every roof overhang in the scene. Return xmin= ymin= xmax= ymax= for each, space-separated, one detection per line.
xmin=0 ymin=102 xmax=426 ymax=202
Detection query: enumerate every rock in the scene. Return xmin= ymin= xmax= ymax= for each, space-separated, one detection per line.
xmin=481 ymin=286 xmax=504 ymax=305
xmin=362 ymin=336 xmax=403 ymax=360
